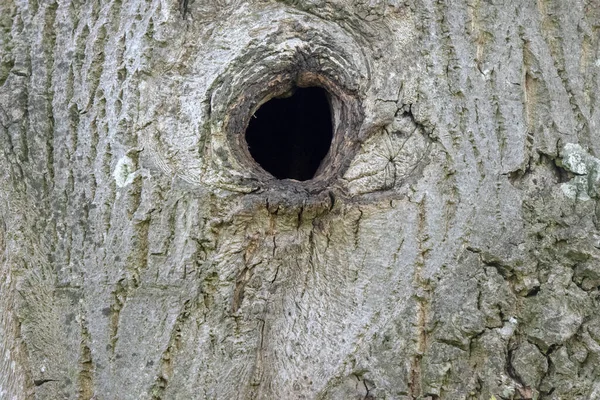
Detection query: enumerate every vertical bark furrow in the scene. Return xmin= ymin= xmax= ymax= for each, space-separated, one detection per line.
xmin=107 ymin=279 xmax=127 ymax=355
xmin=149 ymin=299 xmax=193 ymax=399
xmin=78 ymin=315 xmax=95 ymax=400
xmin=0 ymin=4 xmax=34 ymax=382
xmin=409 ymin=197 xmax=429 ymax=398
xmin=0 ymin=194 xmax=35 ymax=398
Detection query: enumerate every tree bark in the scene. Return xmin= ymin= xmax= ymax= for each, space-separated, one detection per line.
xmin=1 ymin=0 xmax=600 ymax=399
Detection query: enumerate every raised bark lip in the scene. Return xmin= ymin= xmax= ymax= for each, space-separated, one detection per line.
xmin=198 ymin=13 xmax=371 ymax=195
xmin=224 ymin=69 xmax=364 ymax=193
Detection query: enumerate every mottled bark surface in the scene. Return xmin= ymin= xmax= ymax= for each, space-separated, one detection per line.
xmin=1 ymin=0 xmax=600 ymax=399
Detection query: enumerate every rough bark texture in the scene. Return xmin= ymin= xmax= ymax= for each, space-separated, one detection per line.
xmin=1 ymin=0 xmax=600 ymax=399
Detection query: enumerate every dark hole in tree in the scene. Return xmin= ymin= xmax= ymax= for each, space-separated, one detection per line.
xmin=245 ymin=86 xmax=333 ymax=181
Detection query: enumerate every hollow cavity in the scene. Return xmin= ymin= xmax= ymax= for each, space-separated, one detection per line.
xmin=245 ymin=86 xmax=333 ymax=181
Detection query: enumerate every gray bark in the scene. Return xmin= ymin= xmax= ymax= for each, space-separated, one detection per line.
xmin=1 ymin=0 xmax=600 ymax=399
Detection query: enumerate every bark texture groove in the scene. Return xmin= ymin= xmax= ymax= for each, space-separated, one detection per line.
xmin=1 ymin=0 xmax=600 ymax=399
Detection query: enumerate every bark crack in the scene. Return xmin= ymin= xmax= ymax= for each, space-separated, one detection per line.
xmin=410 ymin=196 xmax=431 ymax=399
xmin=78 ymin=312 xmax=95 ymax=400
xmin=150 ymin=299 xmax=193 ymax=400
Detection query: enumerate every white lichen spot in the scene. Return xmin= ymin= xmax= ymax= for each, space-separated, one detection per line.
xmin=562 ymin=143 xmax=589 ymax=175
xmin=113 ymin=155 xmax=136 ymax=188
xmin=561 ymin=179 xmax=591 ymax=201
xmin=561 ymin=182 xmax=578 ymax=199
xmin=560 ymin=143 xmax=600 ymax=201
xmin=499 ymin=316 xmax=518 ymax=339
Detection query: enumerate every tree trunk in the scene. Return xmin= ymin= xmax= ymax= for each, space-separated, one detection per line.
xmin=1 ymin=0 xmax=599 ymax=399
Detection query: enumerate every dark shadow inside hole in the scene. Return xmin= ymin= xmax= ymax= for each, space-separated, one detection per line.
xmin=245 ymin=87 xmax=333 ymax=181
